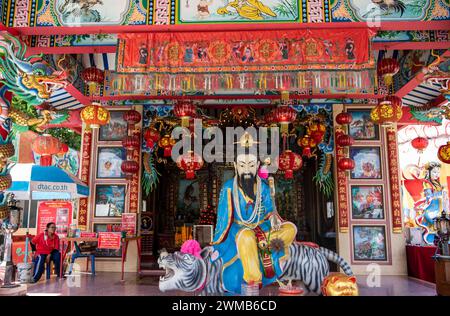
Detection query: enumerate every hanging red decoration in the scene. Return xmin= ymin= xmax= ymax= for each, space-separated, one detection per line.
xmin=411 ymin=137 xmax=428 ymax=154
xmin=370 ymin=95 xmax=403 ymax=125
xmin=80 ymin=102 xmax=110 ymax=129
xmin=174 ymin=100 xmax=197 ymax=127
xmin=159 ymin=135 xmax=176 ymax=157
xmin=273 ymin=106 xmax=297 ymax=134
xmin=277 ymin=150 xmax=303 ymax=179
xmin=338 ymin=158 xmax=355 ymax=171
xmin=123 ymin=109 xmax=141 ymax=129
xmin=438 ymin=141 xmax=450 ymax=164
xmin=32 ymin=134 xmax=62 ymax=166
xmin=176 ymin=151 xmax=204 ymax=179
xmin=335 ymin=111 xmax=353 ymax=125
xmin=308 ymin=122 xmax=327 ymax=143
xmin=122 ymin=135 xmax=140 ymax=151
xmin=121 ymin=160 xmax=140 ymax=179
xmin=144 ymin=127 xmax=160 ymax=148
xmin=81 ymin=66 xmax=105 ymax=95
xmin=58 ymin=143 xmax=69 ymax=155
xmin=377 ymin=57 xmax=399 ymax=86
xmin=336 ymin=134 xmax=354 ymax=147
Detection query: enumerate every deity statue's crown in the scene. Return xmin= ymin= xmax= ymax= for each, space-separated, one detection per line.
xmin=235 ymin=132 xmax=258 ymax=148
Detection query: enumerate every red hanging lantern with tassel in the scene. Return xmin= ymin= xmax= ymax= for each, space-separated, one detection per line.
xmin=32 ymin=134 xmax=62 ymax=166
xmin=121 ymin=160 xmax=140 ymax=179
xmin=174 ymin=100 xmax=196 ymax=127
xmin=277 ymin=150 xmax=303 ymax=179
xmin=159 ymin=135 xmax=176 ymax=157
xmin=338 ymin=157 xmax=355 ymax=171
xmin=438 ymin=141 xmax=450 ymax=164
xmin=336 ymin=134 xmax=355 ymax=147
xmin=81 ymin=66 xmax=104 ymax=95
xmin=122 ymin=135 xmax=140 ymax=152
xmin=336 ymin=111 xmax=353 ymax=125
xmin=176 ymin=151 xmax=204 ymax=179
xmin=411 ymin=137 xmax=428 ymax=154
xmin=273 ymin=106 xmax=297 ymax=135
xmin=123 ymin=110 xmax=141 ymax=129
xmin=377 ymin=57 xmax=399 ymax=86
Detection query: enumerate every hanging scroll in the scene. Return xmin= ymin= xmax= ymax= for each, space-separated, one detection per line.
xmin=386 ymin=127 xmax=403 ymax=233
xmin=78 ymin=130 xmax=92 ymax=231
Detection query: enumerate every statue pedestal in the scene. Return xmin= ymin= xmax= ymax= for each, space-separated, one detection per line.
xmin=0 ymin=284 xmax=27 ymax=296
xmin=434 ymin=255 xmax=450 ymax=296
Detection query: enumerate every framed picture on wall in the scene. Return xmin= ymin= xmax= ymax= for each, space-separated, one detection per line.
xmin=348 ymin=109 xmax=379 ymax=141
xmin=99 ymin=111 xmax=128 ymax=141
xmin=353 ymin=225 xmax=387 ymax=261
xmin=97 ymin=147 xmax=126 ymax=178
xmin=350 ymin=147 xmax=382 ymax=179
xmin=93 ymin=223 xmax=122 ymax=257
xmin=95 ymin=185 xmax=126 ymax=217
xmin=351 ymin=185 xmax=385 ymax=220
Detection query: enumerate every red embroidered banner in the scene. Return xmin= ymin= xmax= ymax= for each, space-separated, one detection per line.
xmin=78 ymin=130 xmax=92 ymax=231
xmin=335 ymin=129 xmax=349 ymax=233
xmin=116 ymin=29 xmax=375 ymax=74
xmin=386 ymin=127 xmax=402 ymax=233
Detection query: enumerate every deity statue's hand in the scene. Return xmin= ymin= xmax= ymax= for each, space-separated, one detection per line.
xmin=270 ymin=214 xmax=281 ymax=231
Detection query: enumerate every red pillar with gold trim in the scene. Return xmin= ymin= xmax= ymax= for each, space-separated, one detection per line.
xmin=386 ymin=126 xmax=403 ymax=233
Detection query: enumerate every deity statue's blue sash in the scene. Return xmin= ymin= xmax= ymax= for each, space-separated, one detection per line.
xmin=211 ymin=178 xmax=285 ymax=294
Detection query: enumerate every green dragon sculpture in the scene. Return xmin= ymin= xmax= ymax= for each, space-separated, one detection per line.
xmin=0 ymin=33 xmax=68 ymax=202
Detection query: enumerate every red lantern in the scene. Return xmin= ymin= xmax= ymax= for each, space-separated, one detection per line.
xmin=338 ymin=158 xmax=355 ymax=171
xmin=336 ymin=134 xmax=354 ymax=147
xmin=122 ymin=135 xmax=140 ymax=151
xmin=336 ymin=112 xmax=352 ymax=125
xmin=121 ymin=160 xmax=139 ymax=179
xmin=277 ymin=150 xmax=303 ymax=179
xmin=81 ymin=66 xmax=105 ymax=95
xmin=80 ymin=102 xmax=110 ymax=129
xmin=32 ymin=134 xmax=62 ymax=166
xmin=438 ymin=141 xmax=450 ymax=164
xmin=370 ymin=95 xmax=403 ymax=125
xmin=174 ymin=100 xmax=196 ymax=127
xmin=273 ymin=106 xmax=297 ymax=134
xmin=377 ymin=58 xmax=399 ymax=86
xmin=123 ymin=110 xmax=141 ymax=129
xmin=302 ymin=147 xmax=312 ymax=158
xmin=144 ymin=127 xmax=160 ymax=148
xmin=176 ymin=151 xmax=204 ymax=179
xmin=411 ymin=137 xmax=428 ymax=154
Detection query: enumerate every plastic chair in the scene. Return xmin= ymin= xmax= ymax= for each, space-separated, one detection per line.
xmin=68 ymin=242 xmax=96 ymax=275
xmin=29 ymin=239 xmax=52 ymax=280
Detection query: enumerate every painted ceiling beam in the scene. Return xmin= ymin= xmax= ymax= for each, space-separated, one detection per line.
xmin=6 ymin=21 xmax=450 ymax=36
xmin=25 ymin=41 xmax=450 ymax=55
xmin=90 ymin=94 xmax=382 ymax=101
xmin=372 ymin=41 xmax=450 ymax=51
xmin=395 ymin=50 xmax=450 ymax=99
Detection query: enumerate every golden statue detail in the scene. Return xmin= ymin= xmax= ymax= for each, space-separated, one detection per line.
xmin=217 ymin=0 xmax=277 ymax=20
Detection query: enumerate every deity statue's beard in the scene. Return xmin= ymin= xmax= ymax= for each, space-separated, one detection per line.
xmin=238 ymin=173 xmax=256 ymax=201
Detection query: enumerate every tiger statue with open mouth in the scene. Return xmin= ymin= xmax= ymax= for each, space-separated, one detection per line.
xmin=158 ymin=242 xmax=355 ymax=295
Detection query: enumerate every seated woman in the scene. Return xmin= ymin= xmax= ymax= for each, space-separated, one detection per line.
xmin=31 ymin=222 xmax=62 ymax=282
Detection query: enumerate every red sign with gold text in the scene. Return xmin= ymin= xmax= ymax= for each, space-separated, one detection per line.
xmin=335 ymin=129 xmax=349 ymax=233
xmin=37 ymin=201 xmax=73 ymax=238
xmin=387 ymin=128 xmax=403 ymax=233
xmin=121 ymin=213 xmax=136 ymax=237
xmin=78 ymin=130 xmax=92 ymax=230
xmin=98 ymin=232 xmax=122 ymax=250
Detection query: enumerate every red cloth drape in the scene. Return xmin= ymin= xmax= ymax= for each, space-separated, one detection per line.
xmin=405 ymin=245 xmax=438 ymax=283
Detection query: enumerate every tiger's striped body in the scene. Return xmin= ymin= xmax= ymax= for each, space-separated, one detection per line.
xmin=159 ymin=242 xmax=353 ymax=295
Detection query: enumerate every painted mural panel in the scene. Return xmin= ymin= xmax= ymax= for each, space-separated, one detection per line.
xmin=177 ymin=0 xmax=300 ymax=23
xmin=331 ymin=0 xmax=450 ymax=21
xmin=35 ymin=0 xmax=147 ymax=26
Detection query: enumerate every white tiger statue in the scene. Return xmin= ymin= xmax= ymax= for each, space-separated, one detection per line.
xmin=158 ymin=242 xmax=353 ymax=295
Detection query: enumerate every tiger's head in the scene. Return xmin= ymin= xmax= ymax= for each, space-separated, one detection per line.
xmin=158 ymin=248 xmax=210 ymax=292
xmin=321 ymin=272 xmax=359 ymax=296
